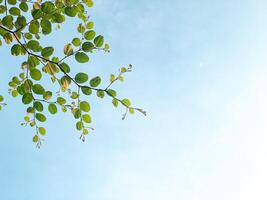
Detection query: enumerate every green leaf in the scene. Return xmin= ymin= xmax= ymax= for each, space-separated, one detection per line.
xmin=2 ymin=15 xmax=14 ymax=29
xmin=27 ymin=106 xmax=35 ymax=113
xmin=48 ymin=103 xmax=57 ymax=114
xmin=81 ymin=86 xmax=92 ymax=95
xmin=41 ymin=47 xmax=54 ymax=57
xmin=27 ymin=40 xmax=40 ymax=51
xmin=112 ymin=98 xmax=118 ymax=107
xmin=129 ymin=108 xmax=135 ymax=114
xmin=36 ymin=113 xmax=46 ymax=122
xmin=82 ymin=114 xmax=91 ymax=123
xmin=84 ymin=30 xmax=95 ymax=40
xmin=80 ymin=101 xmax=90 ymax=112
xmin=60 ymin=63 xmax=70 ymax=73
xmin=122 ymin=98 xmax=131 ymax=107
xmin=94 ymin=35 xmax=104 ymax=47
xmin=24 ymin=79 xmax=33 ymax=90
xmin=32 ymin=84 xmax=45 ymax=95
xmin=107 ymin=89 xmax=117 ymax=97
xmin=109 ymin=74 xmax=116 ymax=83
xmin=33 ymin=135 xmax=39 ymax=142
xmin=121 ymin=67 xmax=127 ymax=73
xmin=24 ymin=33 xmax=32 ymax=40
xmin=41 ymin=1 xmax=55 ymax=13
xmin=24 ymin=116 xmax=30 ymax=122
xmin=77 ymin=23 xmax=85 ymax=33
xmin=76 ymin=121 xmax=83 ymax=130
xmin=82 ymin=0 xmax=93 ymax=7
xmin=75 ymin=52 xmax=89 ymax=63
xmin=19 ymin=2 xmax=29 ymax=12
xmin=7 ymin=0 xmax=16 ymax=5
xmin=96 ymin=90 xmax=105 ymax=98
xmin=28 ymin=56 xmax=40 ymax=67
xmin=31 ymin=9 xmax=42 ymax=19
xmin=104 ymin=43 xmax=110 ymax=52
xmin=29 ymin=20 xmax=40 ymax=34
xmin=82 ymin=42 xmax=94 ymax=52
xmin=38 ymin=127 xmax=46 ymax=136
xmin=41 ymin=19 xmax=52 ymax=35
xmin=73 ymin=108 xmax=81 ymax=119
xmin=70 ymin=91 xmax=78 ymax=99
xmin=0 ymin=95 xmax=4 ymax=102
xmin=43 ymin=91 xmax=52 ymax=100
xmin=72 ymin=38 xmax=81 ymax=46
xmin=65 ymin=6 xmax=77 ymax=17
xmin=15 ymin=16 xmax=27 ymax=29
xmin=0 ymin=5 xmax=6 ymax=14
xmin=22 ymin=93 xmax=33 ymax=104
xmin=86 ymin=21 xmax=94 ymax=29
xmin=11 ymin=44 xmax=21 ymax=56
xmin=62 ymin=106 xmax=67 ymax=112
xmin=30 ymin=69 xmax=42 ymax=80
xmin=9 ymin=7 xmax=21 ymax=16
xmin=75 ymin=72 xmax=88 ymax=84
xmin=30 ymin=121 xmax=36 ymax=127
xmin=52 ymin=13 xmax=65 ymax=23
xmin=33 ymin=101 xmax=43 ymax=112
xmin=57 ymin=97 xmax=66 ymax=105
xmin=90 ymin=76 xmax=101 ymax=87
xmin=12 ymin=76 xmax=20 ymax=84
xmin=118 ymin=76 xmax=124 ymax=82
xmin=83 ymin=129 xmax=89 ymax=135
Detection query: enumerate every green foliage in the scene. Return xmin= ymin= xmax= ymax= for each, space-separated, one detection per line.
xmin=30 ymin=69 xmax=42 ymax=81
xmin=75 ymin=52 xmax=89 ymax=63
xmin=75 ymin=72 xmax=88 ymax=84
xmin=90 ymin=76 xmax=101 ymax=87
xmin=0 ymin=0 xmax=146 ymax=148
xmin=0 ymin=95 xmax=5 ymax=110
xmin=41 ymin=47 xmax=54 ymax=57
xmin=48 ymin=103 xmax=57 ymax=114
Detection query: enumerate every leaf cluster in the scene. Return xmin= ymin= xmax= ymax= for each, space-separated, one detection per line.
xmin=0 ymin=0 xmax=145 ymax=147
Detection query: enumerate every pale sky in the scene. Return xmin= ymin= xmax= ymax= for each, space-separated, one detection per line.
xmin=1 ymin=0 xmax=267 ymax=199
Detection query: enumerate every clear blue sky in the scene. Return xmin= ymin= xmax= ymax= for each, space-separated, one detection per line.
xmin=1 ymin=0 xmax=267 ymax=199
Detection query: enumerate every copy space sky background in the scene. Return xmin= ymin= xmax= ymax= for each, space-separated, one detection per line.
xmin=1 ymin=0 xmax=267 ymax=199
